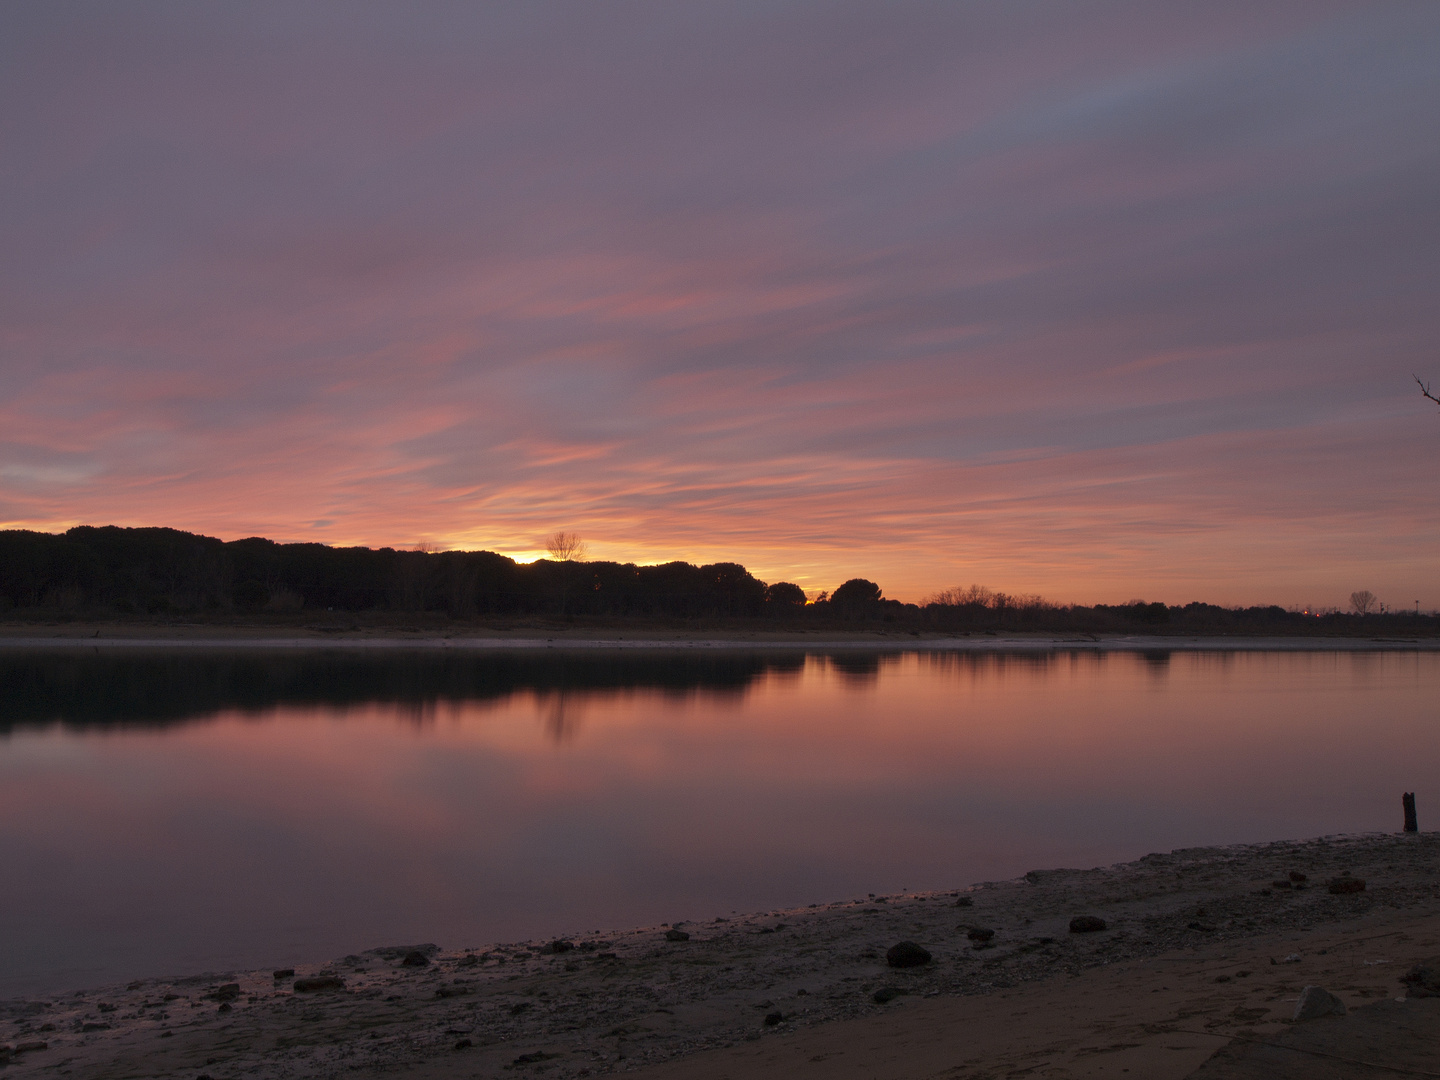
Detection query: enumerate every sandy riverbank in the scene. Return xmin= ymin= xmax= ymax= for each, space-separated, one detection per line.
xmin=3 ymin=832 xmax=1436 ymax=1079
xmin=0 ymin=625 xmax=1437 ymax=651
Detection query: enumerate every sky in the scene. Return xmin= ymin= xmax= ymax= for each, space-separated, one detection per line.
xmin=2 ymin=1 xmax=1437 ymax=607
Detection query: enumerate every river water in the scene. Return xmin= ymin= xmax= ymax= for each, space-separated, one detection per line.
xmin=1 ymin=647 xmax=1434 ymax=997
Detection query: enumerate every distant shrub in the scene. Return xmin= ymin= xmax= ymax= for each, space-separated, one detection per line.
xmin=233 ymin=580 xmax=268 ymax=610
xmin=45 ymin=585 xmax=84 ymax=610
xmin=265 ymin=587 xmax=304 ymax=612
xmin=1125 ymin=601 xmax=1170 ymax=625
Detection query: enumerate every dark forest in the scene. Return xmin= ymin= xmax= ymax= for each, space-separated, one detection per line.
xmin=0 ymin=525 xmax=1432 ymax=637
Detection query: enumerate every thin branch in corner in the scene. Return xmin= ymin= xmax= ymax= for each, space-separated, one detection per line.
xmin=1416 ymin=374 xmax=1440 ymax=407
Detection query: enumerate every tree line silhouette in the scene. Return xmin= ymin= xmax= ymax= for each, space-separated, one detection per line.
xmin=0 ymin=526 xmax=811 ymax=619
xmin=0 ymin=525 xmax=1432 ymax=636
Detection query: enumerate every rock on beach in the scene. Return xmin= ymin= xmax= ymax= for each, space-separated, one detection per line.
xmin=886 ymin=941 xmax=931 ymax=968
xmin=1293 ymin=985 xmax=1347 ymax=1021
xmin=293 ymin=975 xmax=345 ymax=992
xmin=1402 ymin=965 xmax=1440 ymax=998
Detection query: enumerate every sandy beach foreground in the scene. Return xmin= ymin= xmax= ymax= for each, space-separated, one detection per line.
xmin=2 ymin=833 xmax=1436 ymax=1080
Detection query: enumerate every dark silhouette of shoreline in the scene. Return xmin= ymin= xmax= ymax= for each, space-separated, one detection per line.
xmin=0 ymin=650 xmax=810 ymax=734
xmin=2 ymin=524 xmax=1433 ymax=638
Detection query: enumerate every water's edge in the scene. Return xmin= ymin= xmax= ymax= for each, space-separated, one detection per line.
xmin=1 ymin=634 xmax=1438 ymax=651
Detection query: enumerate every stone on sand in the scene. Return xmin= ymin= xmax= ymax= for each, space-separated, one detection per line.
xmin=1293 ymin=985 xmax=1346 ymax=1021
xmin=1068 ymin=916 xmax=1106 ymax=933
xmin=293 ymin=976 xmax=345 ymax=992
xmin=1401 ymin=964 xmax=1440 ymax=998
xmin=886 ymin=941 xmax=931 ymax=968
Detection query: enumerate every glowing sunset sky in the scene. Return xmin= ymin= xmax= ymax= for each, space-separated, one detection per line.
xmin=2 ymin=2 xmax=1437 ymax=605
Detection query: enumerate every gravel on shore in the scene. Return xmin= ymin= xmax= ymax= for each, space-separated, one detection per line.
xmin=2 ymin=832 xmax=1436 ymax=1079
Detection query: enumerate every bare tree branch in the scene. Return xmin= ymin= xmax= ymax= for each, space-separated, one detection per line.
xmin=1416 ymin=375 xmax=1440 ymax=407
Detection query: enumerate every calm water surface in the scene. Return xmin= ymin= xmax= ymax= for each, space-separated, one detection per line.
xmin=1 ymin=648 xmax=1435 ymax=997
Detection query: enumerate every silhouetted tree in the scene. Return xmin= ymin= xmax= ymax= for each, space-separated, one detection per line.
xmin=1350 ymin=589 xmax=1377 ymax=615
xmin=545 ymin=532 xmax=587 ymax=562
xmin=544 ymin=532 xmax=587 ymax=615
xmin=1120 ymin=600 xmax=1170 ymax=625
xmin=764 ymin=581 xmax=807 ymax=614
xmin=393 ymin=543 xmax=438 ymax=610
xmin=831 ymin=578 xmax=883 ymax=620
xmin=700 ymin=562 xmax=766 ymax=617
xmin=926 ymin=584 xmax=994 ymax=607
